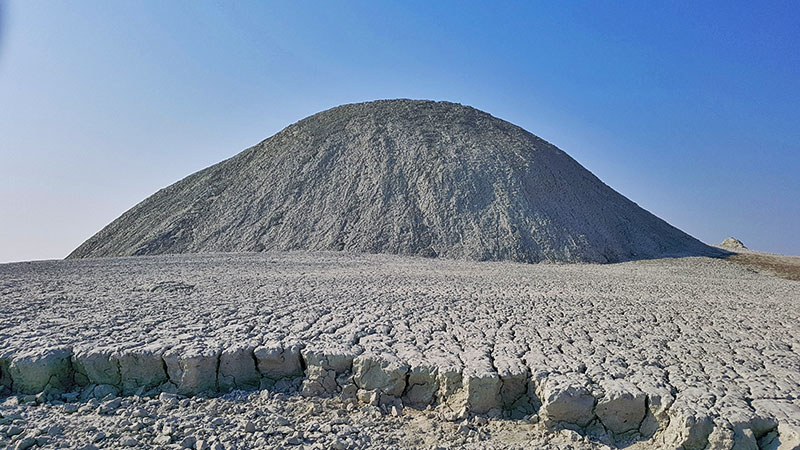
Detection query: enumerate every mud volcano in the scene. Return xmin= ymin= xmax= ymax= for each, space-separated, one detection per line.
xmin=7 ymin=100 xmax=796 ymax=450
xmin=69 ymin=99 xmax=718 ymax=263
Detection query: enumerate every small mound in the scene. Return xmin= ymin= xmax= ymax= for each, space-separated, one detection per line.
xmin=720 ymin=237 xmax=747 ymax=249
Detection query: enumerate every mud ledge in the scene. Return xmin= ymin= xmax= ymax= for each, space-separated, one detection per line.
xmin=2 ymin=343 xmax=798 ymax=450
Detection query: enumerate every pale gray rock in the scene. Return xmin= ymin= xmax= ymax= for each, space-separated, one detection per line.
xmin=90 ymin=431 xmax=106 ymax=443
xmin=7 ymin=348 xmax=72 ymax=394
xmin=436 ymin=365 xmax=465 ymax=403
xmin=594 ymin=379 xmax=646 ymax=434
xmin=658 ymin=388 xmax=716 ymax=449
xmin=63 ymin=404 xmax=79 ymax=414
xmin=218 ymin=343 xmax=260 ymax=391
xmin=751 ymin=400 xmax=800 ymax=450
xmin=536 ymin=374 xmax=596 ymax=427
xmin=92 ymin=384 xmax=118 ymax=399
xmin=243 ymin=420 xmax=255 ymax=433
xmin=97 ymin=397 xmax=121 ymax=414
xmin=301 ymin=345 xmax=358 ymax=396
xmin=402 ymin=363 xmax=438 ymax=408
xmin=633 ymin=378 xmax=675 ymax=438
xmin=253 ymin=343 xmax=303 ymax=381
xmin=721 ymin=237 xmax=747 ymax=249
xmin=462 ymin=366 xmax=502 ymax=415
xmin=494 ymin=355 xmax=531 ymax=412
xmin=770 ymin=424 xmax=800 ymax=450
xmin=116 ymin=344 xmax=168 ymax=395
xmin=67 ymin=99 xmax=720 ymax=264
xmin=162 ymin=345 xmax=220 ymax=395
xmin=352 ymin=353 xmax=408 ymax=397
xmin=72 ymin=347 xmax=120 ymax=387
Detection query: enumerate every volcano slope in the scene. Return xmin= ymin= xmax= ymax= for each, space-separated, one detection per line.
xmin=69 ymin=99 xmax=720 ymax=263
xmin=1 ymin=252 xmax=800 ymax=449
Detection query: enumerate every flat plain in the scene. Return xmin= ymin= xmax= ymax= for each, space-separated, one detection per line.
xmin=1 ymin=251 xmax=799 ymax=449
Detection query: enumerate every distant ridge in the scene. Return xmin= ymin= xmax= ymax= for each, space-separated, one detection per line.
xmin=69 ymin=99 xmax=722 ymax=263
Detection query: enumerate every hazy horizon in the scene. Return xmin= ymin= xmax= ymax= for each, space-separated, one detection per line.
xmin=1 ymin=1 xmax=799 ymax=263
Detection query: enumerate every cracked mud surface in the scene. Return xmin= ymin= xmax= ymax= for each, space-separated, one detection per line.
xmin=1 ymin=251 xmax=799 ymax=449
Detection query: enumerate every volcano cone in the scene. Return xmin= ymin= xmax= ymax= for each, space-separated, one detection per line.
xmin=69 ymin=99 xmax=720 ymax=263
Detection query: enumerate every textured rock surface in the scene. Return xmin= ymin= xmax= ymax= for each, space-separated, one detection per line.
xmin=595 ymin=380 xmax=646 ymax=435
xmin=68 ymin=99 xmax=721 ymax=263
xmin=721 ymin=237 xmax=747 ymax=250
xmin=1 ymin=251 xmax=799 ymax=448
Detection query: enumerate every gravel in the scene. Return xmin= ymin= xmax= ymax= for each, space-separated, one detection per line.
xmin=1 ymin=251 xmax=799 ymax=449
xmin=0 ymin=385 xmax=614 ymax=449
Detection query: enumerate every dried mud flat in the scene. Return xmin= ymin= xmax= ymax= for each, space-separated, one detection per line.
xmin=1 ymin=251 xmax=799 ymax=449
xmin=725 ymin=251 xmax=800 ymax=282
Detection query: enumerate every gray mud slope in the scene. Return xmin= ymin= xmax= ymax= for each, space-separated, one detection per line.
xmin=69 ymin=99 xmax=719 ymax=263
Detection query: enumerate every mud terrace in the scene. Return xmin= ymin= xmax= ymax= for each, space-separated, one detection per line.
xmin=1 ymin=252 xmax=799 ymax=449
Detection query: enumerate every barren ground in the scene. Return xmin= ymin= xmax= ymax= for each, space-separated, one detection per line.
xmin=726 ymin=251 xmax=800 ymax=282
xmin=1 ymin=251 xmax=799 ymax=449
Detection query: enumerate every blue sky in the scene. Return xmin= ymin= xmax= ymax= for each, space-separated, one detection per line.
xmin=1 ymin=1 xmax=798 ymax=262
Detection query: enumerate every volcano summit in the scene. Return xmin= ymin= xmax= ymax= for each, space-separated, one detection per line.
xmin=69 ymin=99 xmax=718 ymax=263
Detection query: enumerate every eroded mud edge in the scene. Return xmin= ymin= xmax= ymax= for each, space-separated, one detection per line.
xmin=0 ymin=343 xmax=798 ymax=450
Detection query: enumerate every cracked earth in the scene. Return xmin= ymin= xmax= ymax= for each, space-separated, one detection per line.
xmin=1 ymin=252 xmax=799 ymax=449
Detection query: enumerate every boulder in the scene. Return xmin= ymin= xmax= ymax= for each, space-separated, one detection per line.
xmin=162 ymin=345 xmax=220 ymax=395
xmin=353 ymin=353 xmax=409 ymax=397
xmin=595 ymin=379 xmax=646 ymax=434
xmin=8 ymin=347 xmax=73 ymax=394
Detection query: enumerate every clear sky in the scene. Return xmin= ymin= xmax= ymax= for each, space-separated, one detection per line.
xmin=1 ymin=1 xmax=798 ymax=263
